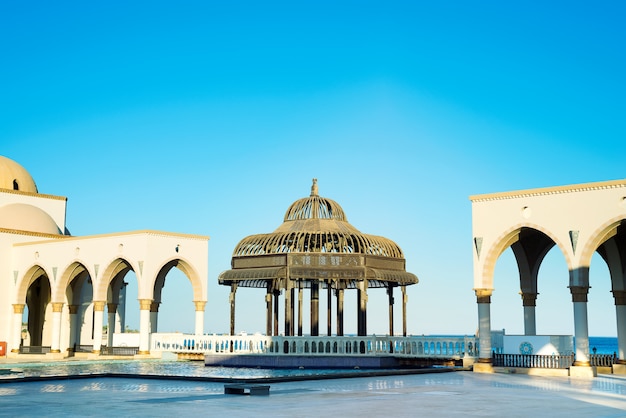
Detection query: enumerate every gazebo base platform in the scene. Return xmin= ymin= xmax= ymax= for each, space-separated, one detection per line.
xmin=205 ymin=354 xmax=402 ymax=369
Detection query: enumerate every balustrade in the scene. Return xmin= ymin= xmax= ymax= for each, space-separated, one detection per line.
xmin=150 ymin=333 xmax=478 ymax=359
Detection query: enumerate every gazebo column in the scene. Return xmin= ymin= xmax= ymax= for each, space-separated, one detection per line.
xmin=297 ymin=287 xmax=303 ymax=336
xmin=107 ymin=303 xmax=117 ymax=347
xmin=474 ymin=289 xmax=493 ymax=370
xmin=265 ymin=284 xmax=272 ymax=336
xmin=401 ymin=286 xmax=407 ymax=337
xmin=50 ymin=302 xmax=64 ymax=353
xmin=357 ymin=280 xmax=368 ymax=336
xmin=612 ymin=290 xmax=626 ymax=373
xmin=284 ymin=280 xmax=292 ymax=336
xmin=311 ymin=280 xmax=319 ymax=336
xmin=327 ymin=281 xmax=332 ymax=336
xmin=336 ymin=288 xmax=344 ymax=336
xmin=68 ymin=304 xmax=78 ymax=353
xmin=11 ymin=304 xmax=24 ymax=353
xmin=138 ymin=299 xmax=152 ymax=355
xmin=92 ymin=301 xmax=106 ymax=354
xmin=273 ymin=289 xmax=280 ymax=336
xmin=387 ymin=285 xmax=394 ymax=336
xmin=194 ymin=301 xmax=206 ymax=335
xmin=229 ymin=283 xmax=237 ymax=336
xmin=521 ymin=292 xmax=537 ymax=335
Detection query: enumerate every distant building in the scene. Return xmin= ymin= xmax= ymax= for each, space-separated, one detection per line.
xmin=0 ymin=156 xmax=209 ymax=358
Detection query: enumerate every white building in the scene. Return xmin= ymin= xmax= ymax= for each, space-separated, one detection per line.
xmin=471 ymin=179 xmax=626 ymax=376
xmin=0 ymin=156 xmax=209 ymax=358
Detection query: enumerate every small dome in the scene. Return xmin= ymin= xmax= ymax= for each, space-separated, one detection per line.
xmin=0 ymin=203 xmax=61 ymax=235
xmin=0 ymin=156 xmax=38 ymax=193
xmin=232 ymin=179 xmax=405 ymax=258
xmin=283 ymin=178 xmax=347 ymax=221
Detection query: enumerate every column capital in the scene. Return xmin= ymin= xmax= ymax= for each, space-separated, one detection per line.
xmin=52 ymin=302 xmax=64 ymax=313
xmin=569 ymin=286 xmax=589 ymax=303
xmin=93 ymin=301 xmax=106 ymax=312
xmin=474 ymin=288 xmax=492 ymax=303
xmin=12 ymin=304 xmax=25 ymax=314
xmin=194 ymin=301 xmax=207 ymax=311
xmin=68 ymin=304 xmax=79 ymax=315
xmin=107 ymin=303 xmax=118 ymax=313
xmin=612 ymin=290 xmax=626 ymax=306
xmin=139 ymin=299 xmax=153 ymax=310
xmin=150 ymin=302 xmax=160 ymax=313
xmin=520 ymin=292 xmax=538 ymax=307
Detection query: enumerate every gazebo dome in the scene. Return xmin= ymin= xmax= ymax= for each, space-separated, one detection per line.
xmin=0 ymin=156 xmax=38 ymax=193
xmin=233 ymin=179 xmax=406 ymax=258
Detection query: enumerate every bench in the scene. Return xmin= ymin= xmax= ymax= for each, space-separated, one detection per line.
xmin=224 ymin=383 xmax=270 ymax=396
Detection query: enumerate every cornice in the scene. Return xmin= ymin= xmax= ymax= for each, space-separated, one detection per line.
xmin=0 ymin=187 xmax=67 ymax=201
xmin=12 ymin=229 xmax=209 ymax=246
xmin=0 ymin=227 xmax=67 ymax=240
xmin=469 ymin=179 xmax=626 ymax=203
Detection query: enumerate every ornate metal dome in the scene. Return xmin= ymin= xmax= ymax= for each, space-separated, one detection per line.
xmin=232 ymin=179 xmax=405 ymax=258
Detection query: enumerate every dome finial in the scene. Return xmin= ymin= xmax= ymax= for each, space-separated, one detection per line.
xmin=310 ymin=178 xmax=318 ymax=196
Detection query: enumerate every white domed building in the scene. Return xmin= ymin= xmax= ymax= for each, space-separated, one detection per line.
xmin=0 ymin=156 xmax=209 ymax=358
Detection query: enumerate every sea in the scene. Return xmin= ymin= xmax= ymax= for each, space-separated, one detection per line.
xmin=589 ymin=336 xmax=618 ymax=354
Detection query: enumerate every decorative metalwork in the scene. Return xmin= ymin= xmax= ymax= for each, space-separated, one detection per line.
xmin=218 ymin=180 xmax=418 ymax=336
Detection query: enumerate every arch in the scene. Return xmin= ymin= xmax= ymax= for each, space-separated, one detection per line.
xmin=94 ymin=258 xmax=135 ymax=301
xmin=580 ymin=216 xmax=626 ymax=270
xmin=479 ymin=223 xmax=572 ymax=290
xmin=16 ymin=265 xmax=52 ymax=303
xmin=54 ymin=261 xmax=91 ymax=302
xmin=149 ymin=257 xmax=205 ymax=303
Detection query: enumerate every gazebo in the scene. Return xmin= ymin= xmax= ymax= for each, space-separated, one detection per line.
xmin=218 ymin=179 xmax=418 ymax=337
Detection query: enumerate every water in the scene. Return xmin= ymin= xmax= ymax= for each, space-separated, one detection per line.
xmin=0 ymin=360 xmax=382 ymax=381
xmin=589 ymin=336 xmax=618 ymax=355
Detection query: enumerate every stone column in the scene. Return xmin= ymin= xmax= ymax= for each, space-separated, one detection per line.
xmin=11 ymin=304 xmax=25 ymax=353
xmin=68 ymin=304 xmax=78 ymax=352
xmin=194 ymin=301 xmax=206 ymax=335
xmin=336 ymin=288 xmax=344 ymax=336
xmin=150 ymin=302 xmax=160 ymax=333
xmin=50 ymin=303 xmax=64 ymax=353
xmin=475 ymin=289 xmax=493 ymax=364
xmin=297 ymin=287 xmax=303 ymax=336
xmin=138 ymin=299 xmax=152 ymax=355
xmin=92 ymin=301 xmax=106 ymax=354
xmin=229 ymin=283 xmax=237 ymax=336
xmin=311 ymin=280 xmax=319 ymax=336
xmin=401 ymin=286 xmax=408 ymax=337
xmin=521 ymin=292 xmax=537 ymax=336
xmin=613 ymin=290 xmax=626 ymax=365
xmin=570 ymin=286 xmax=591 ymax=366
xmin=107 ymin=303 xmax=117 ymax=347
xmin=387 ymin=285 xmax=394 ymax=336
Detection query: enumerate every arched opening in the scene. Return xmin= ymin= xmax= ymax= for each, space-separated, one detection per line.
xmin=153 ymin=260 xmax=197 ymax=334
xmin=24 ymin=275 xmax=51 ymax=348
xmin=13 ymin=179 xmax=19 ymax=190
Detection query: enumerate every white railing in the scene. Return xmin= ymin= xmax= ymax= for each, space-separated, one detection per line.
xmin=151 ymin=333 xmax=479 ymax=359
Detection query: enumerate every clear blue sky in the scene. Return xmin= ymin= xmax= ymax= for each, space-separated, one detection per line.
xmin=2 ymin=1 xmax=625 ymax=336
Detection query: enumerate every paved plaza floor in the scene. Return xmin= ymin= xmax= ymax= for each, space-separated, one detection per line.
xmin=1 ymin=370 xmax=626 ymax=417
